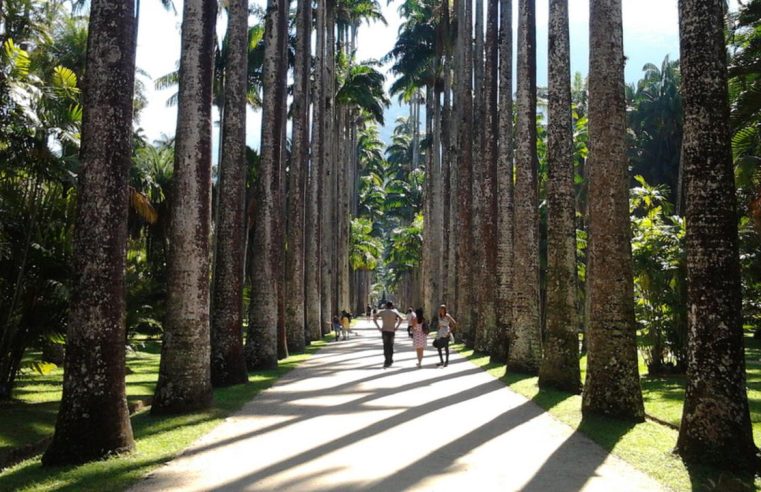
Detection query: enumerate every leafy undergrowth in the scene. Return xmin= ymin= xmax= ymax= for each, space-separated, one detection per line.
xmin=454 ymin=343 xmax=761 ymax=492
xmin=0 ymin=338 xmax=327 ymax=492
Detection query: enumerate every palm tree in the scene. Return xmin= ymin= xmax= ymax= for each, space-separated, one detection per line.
xmin=581 ymin=0 xmax=644 ymax=421
xmin=210 ymin=0 xmax=249 ymax=387
xmin=509 ymin=0 xmax=541 ymax=374
xmin=455 ymin=0 xmax=474 ymax=345
xmin=152 ymin=0 xmax=217 ymax=414
xmin=492 ymin=0 xmax=512 ymax=363
xmin=285 ymin=0 xmax=312 ymax=354
xmin=675 ymin=0 xmax=758 ymax=470
xmin=246 ymin=0 xmax=288 ymax=369
xmin=306 ymin=0 xmax=325 ymax=341
xmin=476 ymin=0 xmax=498 ymax=355
xmin=538 ymin=0 xmax=579 ymax=393
xmin=42 ymin=0 xmax=137 ymax=465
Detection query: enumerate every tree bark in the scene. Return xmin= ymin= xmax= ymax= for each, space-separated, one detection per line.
xmin=509 ymin=0 xmax=542 ymax=374
xmin=245 ymin=0 xmax=286 ymax=370
xmin=210 ymin=0 xmax=249 ymax=388
xmin=582 ymin=0 xmax=644 ymax=421
xmin=285 ymin=0 xmax=312 ymax=354
xmin=493 ymin=0 xmax=513 ymax=364
xmin=478 ymin=0 xmax=498 ymax=355
xmin=456 ymin=0 xmax=474 ymax=346
xmin=306 ymin=0 xmax=324 ymax=342
xmin=42 ymin=0 xmax=137 ymax=465
xmin=152 ymin=0 xmax=217 ymax=414
xmin=675 ymin=0 xmax=758 ymax=470
xmin=538 ymin=0 xmax=580 ymax=393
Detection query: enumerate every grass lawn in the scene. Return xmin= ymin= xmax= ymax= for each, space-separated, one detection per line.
xmin=0 ymin=337 xmax=328 ymax=492
xmin=454 ymin=340 xmax=761 ymax=492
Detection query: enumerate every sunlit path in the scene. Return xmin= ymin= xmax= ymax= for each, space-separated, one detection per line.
xmin=131 ymin=319 xmax=663 ymax=492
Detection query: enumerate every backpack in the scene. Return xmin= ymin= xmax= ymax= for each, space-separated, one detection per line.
xmin=422 ymin=321 xmax=430 ymax=335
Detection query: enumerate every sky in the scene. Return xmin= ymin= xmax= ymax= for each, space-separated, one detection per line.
xmin=134 ymin=0 xmax=739 ymax=154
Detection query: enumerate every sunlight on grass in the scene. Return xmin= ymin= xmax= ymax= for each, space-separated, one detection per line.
xmin=453 ymin=344 xmax=761 ymax=492
xmin=0 ymin=338 xmax=329 ymax=492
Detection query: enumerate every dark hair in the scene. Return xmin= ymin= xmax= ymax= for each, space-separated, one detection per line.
xmin=415 ymin=308 xmax=425 ymax=325
xmin=386 ymin=301 xmax=393 ymax=309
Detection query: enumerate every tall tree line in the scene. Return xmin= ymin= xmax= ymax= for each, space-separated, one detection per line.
xmin=389 ymin=0 xmax=758 ymax=472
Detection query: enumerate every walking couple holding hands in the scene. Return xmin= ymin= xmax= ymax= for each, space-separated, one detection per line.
xmin=373 ymin=302 xmax=457 ymax=369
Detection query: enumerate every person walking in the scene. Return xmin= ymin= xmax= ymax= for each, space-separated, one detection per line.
xmin=405 ymin=307 xmax=415 ymax=338
xmin=412 ymin=307 xmax=429 ymax=367
xmin=340 ymin=310 xmax=351 ymax=341
xmin=433 ymin=304 xmax=457 ymax=367
xmin=373 ymin=301 xmax=402 ymax=367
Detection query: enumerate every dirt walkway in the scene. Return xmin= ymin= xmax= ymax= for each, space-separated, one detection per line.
xmin=131 ymin=319 xmax=664 ymax=491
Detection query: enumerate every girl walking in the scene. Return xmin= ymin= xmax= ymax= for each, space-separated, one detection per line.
xmin=434 ymin=305 xmax=457 ymax=367
xmin=412 ymin=307 xmax=428 ymax=367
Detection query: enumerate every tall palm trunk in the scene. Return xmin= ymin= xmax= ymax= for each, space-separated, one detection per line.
xmin=285 ymin=0 xmax=312 ymax=353
xmin=675 ymin=0 xmax=758 ymax=469
xmin=306 ymin=0 xmax=325 ymax=340
xmin=478 ymin=0 xmax=498 ymax=355
xmin=538 ymin=0 xmax=579 ymax=393
xmin=321 ymin=0 xmax=337 ymax=331
xmin=245 ymin=0 xmax=287 ymax=370
xmin=42 ymin=0 xmax=136 ymax=465
xmin=493 ymin=0 xmax=513 ymax=363
xmin=152 ymin=0 xmax=217 ymax=414
xmin=210 ymin=0 xmax=249 ymax=388
xmin=509 ymin=0 xmax=541 ymax=374
xmin=456 ymin=0 xmax=474 ymax=345
xmin=470 ymin=0 xmax=485 ymax=350
xmin=582 ymin=0 xmax=644 ymax=420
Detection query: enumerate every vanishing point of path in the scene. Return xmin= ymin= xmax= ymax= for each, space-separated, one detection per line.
xmin=131 ymin=319 xmax=664 ymax=492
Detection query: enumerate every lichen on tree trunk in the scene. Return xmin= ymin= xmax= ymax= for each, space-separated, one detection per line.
xmin=675 ymin=0 xmax=758 ymax=470
xmin=582 ymin=0 xmax=644 ymax=421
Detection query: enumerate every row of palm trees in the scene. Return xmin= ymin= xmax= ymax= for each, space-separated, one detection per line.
xmin=41 ymin=0 xmax=388 ymax=465
xmin=388 ymin=0 xmax=757 ymax=471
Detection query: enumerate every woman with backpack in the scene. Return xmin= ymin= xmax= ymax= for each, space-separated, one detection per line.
xmin=411 ymin=307 xmax=429 ymax=367
xmin=433 ymin=304 xmax=457 ymax=367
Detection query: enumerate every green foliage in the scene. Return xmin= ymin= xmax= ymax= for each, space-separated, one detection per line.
xmin=350 ymin=218 xmax=383 ymax=270
xmin=630 ymin=176 xmax=687 ymax=374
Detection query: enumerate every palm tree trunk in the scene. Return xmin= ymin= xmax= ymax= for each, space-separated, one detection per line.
xmin=306 ymin=0 xmax=325 ymax=340
xmin=152 ymin=0 xmax=217 ymax=414
xmin=456 ymin=0 xmax=474 ymax=346
xmin=675 ymin=0 xmax=757 ymax=469
xmin=470 ymin=0 xmax=485 ymax=351
xmin=321 ymin=0 xmax=337 ymax=332
xmin=477 ymin=0 xmax=498 ymax=355
xmin=582 ymin=0 xmax=644 ymax=421
xmin=245 ymin=0 xmax=287 ymax=370
xmin=493 ymin=0 xmax=513 ymax=363
xmin=538 ymin=0 xmax=580 ymax=393
xmin=285 ymin=0 xmax=312 ymax=354
xmin=210 ymin=0 xmax=249 ymax=387
xmin=509 ymin=0 xmax=542 ymax=374
xmin=42 ymin=0 xmax=137 ymax=465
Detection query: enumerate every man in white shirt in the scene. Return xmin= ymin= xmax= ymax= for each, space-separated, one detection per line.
xmin=373 ymin=301 xmax=402 ymax=367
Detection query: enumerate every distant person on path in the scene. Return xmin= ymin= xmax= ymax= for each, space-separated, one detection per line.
xmin=406 ymin=307 xmax=415 ymax=338
xmin=340 ymin=311 xmax=351 ymax=341
xmin=373 ymin=301 xmax=402 ymax=367
xmin=412 ymin=307 xmax=429 ymax=368
xmin=433 ymin=305 xmax=457 ymax=367
xmin=332 ymin=315 xmax=341 ymax=342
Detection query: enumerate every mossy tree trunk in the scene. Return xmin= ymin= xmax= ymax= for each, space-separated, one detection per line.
xmin=152 ymin=0 xmax=217 ymax=414
xmin=582 ymin=0 xmax=644 ymax=421
xmin=675 ymin=0 xmax=758 ymax=470
xmin=538 ymin=0 xmax=580 ymax=393
xmin=42 ymin=0 xmax=137 ymax=465
xmin=210 ymin=0 xmax=249 ymax=388
xmin=509 ymin=0 xmax=542 ymax=374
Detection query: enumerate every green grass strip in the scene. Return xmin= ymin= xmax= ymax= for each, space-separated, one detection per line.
xmin=453 ymin=344 xmax=760 ymax=492
xmin=0 ymin=339 xmax=328 ymax=492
